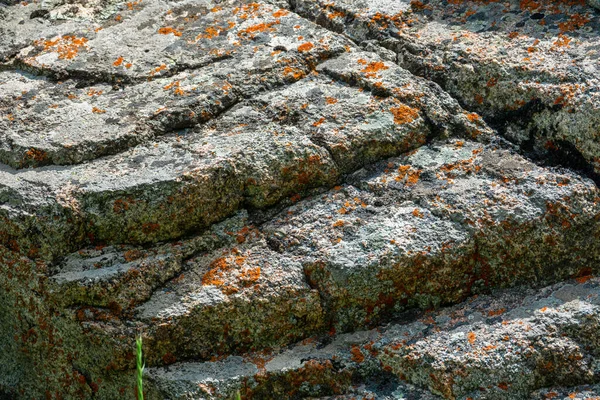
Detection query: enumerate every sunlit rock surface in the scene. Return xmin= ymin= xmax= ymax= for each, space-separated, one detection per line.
xmin=0 ymin=0 xmax=599 ymax=398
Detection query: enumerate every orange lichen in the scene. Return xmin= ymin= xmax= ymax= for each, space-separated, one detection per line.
xmin=350 ymin=345 xmax=365 ymax=363
xmin=297 ymin=42 xmax=314 ymax=52
xmin=312 ymin=117 xmax=326 ymax=127
xmin=149 ymin=64 xmax=167 ymax=76
xmin=92 ymin=107 xmax=106 ymax=114
xmin=412 ymin=209 xmax=423 ymax=218
xmin=40 ymin=35 xmax=89 ymax=60
xmin=487 ymin=308 xmax=506 ymax=316
xmin=558 ymin=14 xmax=590 ymax=32
xmin=272 ymin=9 xmax=289 ymax=17
xmin=553 ymin=34 xmax=571 ymax=48
xmin=113 ymin=56 xmax=124 ymax=67
xmin=575 ymin=274 xmax=593 ymax=283
xmin=283 ymin=66 xmax=305 ymax=80
xmin=486 ymin=77 xmax=498 ymax=87
xmin=325 ymin=97 xmax=338 ymax=104
xmin=333 ymin=220 xmax=345 ymax=227
xmin=360 ymin=61 xmax=389 ymax=78
xmin=328 ymin=10 xmax=346 ymax=19
xmin=25 ymin=148 xmax=47 ymax=162
xmin=390 ymin=105 xmax=419 ymax=124
xmin=466 ymin=112 xmax=480 ymax=122
xmin=158 ymin=27 xmax=182 ymax=37
xmin=465 ymin=332 xmax=477 ymax=345
xmin=237 ymin=21 xmax=279 ymax=38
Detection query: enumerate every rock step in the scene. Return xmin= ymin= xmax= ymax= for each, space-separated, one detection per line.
xmin=51 ymin=139 xmax=600 ymax=373
xmin=145 ymin=276 xmax=600 ymax=399
xmin=1 ymin=48 xmax=486 ymax=262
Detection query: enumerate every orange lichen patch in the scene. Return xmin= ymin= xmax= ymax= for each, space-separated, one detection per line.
xmin=239 ymin=267 xmax=261 ymax=286
xmin=113 ymin=56 xmax=124 ymax=67
xmin=237 ymin=21 xmax=279 ymax=38
xmin=519 ymin=0 xmax=540 ymax=11
xmin=333 ymin=220 xmax=345 ymax=227
xmin=553 ymin=34 xmax=571 ymax=48
xmin=196 ymin=22 xmax=236 ymax=40
xmin=38 ymin=35 xmax=89 ymax=60
xmin=24 ymin=148 xmax=47 ymax=162
xmin=157 ymin=26 xmax=182 ymax=37
xmin=202 ymin=257 xmax=231 ymax=286
xmin=467 ymin=332 xmax=476 ymax=344
xmin=272 ymin=9 xmax=289 ymax=17
xmin=91 ymin=107 xmax=106 ymax=114
xmin=360 ymin=61 xmax=389 ymax=78
xmin=87 ymin=88 xmax=103 ymax=96
xmin=149 ymin=64 xmax=167 ymax=76
xmin=394 ymin=165 xmax=422 ymax=186
xmin=283 ymin=66 xmax=305 ymax=80
xmin=297 ymin=42 xmax=314 ymax=52
xmin=123 ymin=249 xmax=143 ymax=262
xmin=466 ymin=112 xmax=480 ymax=122
xmin=390 ymin=105 xmax=419 ymax=124
xmin=575 ymin=274 xmax=593 ymax=283
xmin=328 ymin=10 xmax=346 ymax=19
xmin=325 ymin=97 xmax=338 ymax=104
xmin=487 ymin=77 xmax=498 ymax=87
xmin=141 ymin=223 xmax=160 ymax=234
xmin=125 ymin=63 xmax=133 ymax=69
xmin=540 ymin=306 xmax=548 ymax=312
xmin=163 ymin=80 xmax=186 ymax=95
xmin=201 ymin=254 xmax=260 ymax=294
xmin=126 ymin=0 xmax=142 ymax=10
xmin=498 ymin=382 xmax=509 ymax=391
xmin=312 ymin=117 xmax=326 ymax=127
xmin=474 ymin=94 xmax=484 ymax=104
xmin=412 ymin=209 xmax=423 ymax=218
xmin=558 ymin=14 xmax=590 ymax=32
xmin=115 ymin=14 xmax=122 ymax=22
xmin=350 ymin=345 xmax=365 ymax=363
xmin=508 ymin=31 xmax=519 ymax=39
xmin=487 ymin=308 xmax=506 ymax=317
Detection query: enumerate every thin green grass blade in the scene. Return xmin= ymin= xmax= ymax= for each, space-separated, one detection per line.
xmin=136 ymin=335 xmax=144 ymax=400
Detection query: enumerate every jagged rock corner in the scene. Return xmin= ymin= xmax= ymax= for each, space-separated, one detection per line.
xmin=1 ymin=0 xmax=600 ymax=398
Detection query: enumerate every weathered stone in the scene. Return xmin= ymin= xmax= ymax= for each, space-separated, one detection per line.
xmin=145 ymin=277 xmax=600 ymax=399
xmin=265 ymin=140 xmax=600 ymax=330
xmin=1 ymin=0 xmax=600 ymax=398
xmin=291 ymin=0 xmax=600 ymax=179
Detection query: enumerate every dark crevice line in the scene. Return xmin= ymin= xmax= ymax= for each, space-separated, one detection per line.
xmin=11 ymin=53 xmax=236 ymax=89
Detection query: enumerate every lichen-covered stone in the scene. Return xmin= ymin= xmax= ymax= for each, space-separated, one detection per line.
xmin=291 ymin=0 xmax=600 ymax=179
xmin=1 ymin=0 xmax=600 ymax=398
xmin=146 ymin=277 xmax=600 ymax=399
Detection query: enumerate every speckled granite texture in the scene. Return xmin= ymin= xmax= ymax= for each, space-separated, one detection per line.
xmin=0 ymin=0 xmax=599 ymax=398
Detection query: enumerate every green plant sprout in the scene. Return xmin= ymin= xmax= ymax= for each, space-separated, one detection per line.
xmin=136 ymin=334 xmax=145 ymax=400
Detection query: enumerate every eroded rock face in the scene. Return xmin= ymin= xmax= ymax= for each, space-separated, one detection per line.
xmin=0 ymin=0 xmax=599 ymax=399
xmin=290 ymin=0 xmax=600 ymax=180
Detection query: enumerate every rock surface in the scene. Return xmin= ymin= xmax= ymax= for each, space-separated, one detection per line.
xmin=0 ymin=0 xmax=599 ymax=399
